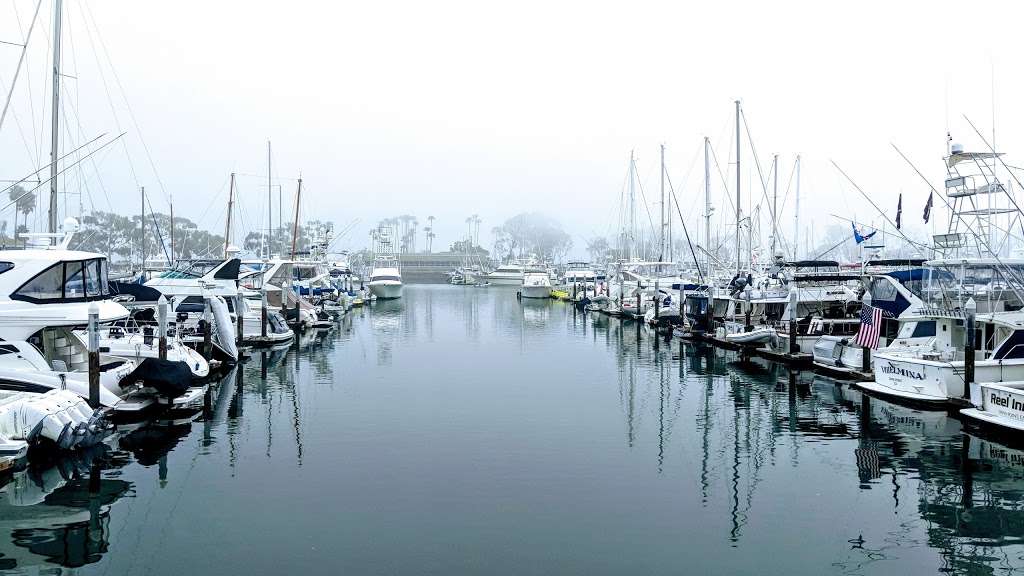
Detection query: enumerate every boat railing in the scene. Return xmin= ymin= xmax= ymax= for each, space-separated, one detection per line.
xmin=913 ymin=307 xmax=966 ymax=319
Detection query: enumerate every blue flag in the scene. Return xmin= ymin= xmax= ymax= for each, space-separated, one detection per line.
xmin=852 ymin=222 xmax=877 ymax=244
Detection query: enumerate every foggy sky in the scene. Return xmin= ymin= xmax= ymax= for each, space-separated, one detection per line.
xmin=1 ymin=0 xmax=1020 ymax=259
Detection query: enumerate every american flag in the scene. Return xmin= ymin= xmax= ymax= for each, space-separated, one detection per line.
xmin=855 ymin=304 xmax=883 ymax=349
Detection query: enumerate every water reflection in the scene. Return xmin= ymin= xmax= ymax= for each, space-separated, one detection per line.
xmin=0 ymin=446 xmax=130 ymax=571
xmin=2 ymin=287 xmax=1024 ymax=574
xmin=594 ymin=306 xmax=1024 ymax=573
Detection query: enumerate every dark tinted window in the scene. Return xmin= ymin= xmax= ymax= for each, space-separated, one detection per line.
xmin=16 ymin=263 xmax=63 ymax=300
xmin=910 ymin=321 xmax=936 ymax=338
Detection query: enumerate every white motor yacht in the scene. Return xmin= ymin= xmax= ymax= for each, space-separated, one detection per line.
xmin=857 ymin=309 xmax=1024 ymax=405
xmin=0 ymin=226 xmax=203 ymax=414
xmin=486 ymin=263 xmax=526 ymax=286
xmin=368 ymin=260 xmax=403 ymax=300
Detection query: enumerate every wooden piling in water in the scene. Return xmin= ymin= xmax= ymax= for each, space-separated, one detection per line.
xmin=87 ymin=303 xmax=100 ymax=409
xmin=158 ymin=294 xmax=168 ymax=361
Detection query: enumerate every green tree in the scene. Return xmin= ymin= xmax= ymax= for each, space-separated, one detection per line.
xmin=7 ymin=186 xmax=35 ymax=245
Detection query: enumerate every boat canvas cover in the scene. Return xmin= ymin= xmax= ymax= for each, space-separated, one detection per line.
xmin=109 ymin=281 xmax=164 ymax=303
xmin=886 ymin=268 xmax=954 ymax=282
xmin=122 ymin=358 xmax=193 ymax=397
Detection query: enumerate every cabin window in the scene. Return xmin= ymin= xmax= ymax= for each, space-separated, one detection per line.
xmin=85 ymin=259 xmax=102 ymax=297
xmin=0 ymin=262 xmax=13 ymax=275
xmin=15 ymin=263 xmax=63 ymax=300
xmin=12 ymin=258 xmax=109 ymax=303
xmin=63 ymin=262 xmax=85 ymax=298
xmin=910 ymin=321 xmax=936 ymax=338
xmin=372 ymin=275 xmax=401 ymax=282
xmin=869 ymin=278 xmax=897 ymax=301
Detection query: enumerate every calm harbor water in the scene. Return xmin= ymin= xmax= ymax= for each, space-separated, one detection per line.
xmin=2 ymin=285 xmax=1024 ymax=575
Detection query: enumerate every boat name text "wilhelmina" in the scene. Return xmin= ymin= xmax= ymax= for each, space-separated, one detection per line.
xmin=879 ymin=362 xmax=926 ymax=380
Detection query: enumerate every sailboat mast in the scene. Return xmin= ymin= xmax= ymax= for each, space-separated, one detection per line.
xmin=629 ymin=150 xmax=636 ymax=260
xmin=771 ymin=154 xmax=778 ymax=257
xmin=793 ymin=155 xmax=800 ymax=261
xmin=140 ymin=186 xmax=145 ymax=270
xmin=48 ymin=0 xmax=63 ymax=234
xmin=290 ymin=176 xmax=302 ymax=259
xmin=735 ymin=100 xmax=741 ymax=274
xmin=169 ymin=198 xmax=175 ymax=263
xmin=224 ymin=172 xmax=235 ymax=258
xmin=659 ymin=143 xmax=665 ymax=261
xmin=704 ymin=136 xmax=712 ymax=279
xmin=267 ymin=140 xmax=272 ymax=260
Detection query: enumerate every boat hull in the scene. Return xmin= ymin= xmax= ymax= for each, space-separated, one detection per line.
xmin=857 ymin=354 xmax=1024 ymax=404
xmin=369 ymin=282 xmax=403 ymax=299
xmin=487 ymin=277 xmax=523 ymax=286
xmin=521 ymin=285 xmax=551 ymax=299
xmin=962 ymin=381 xmax=1024 ymax=431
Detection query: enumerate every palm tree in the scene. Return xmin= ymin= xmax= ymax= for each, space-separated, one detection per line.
xmin=471 ymin=214 xmax=482 ymax=247
xmin=426 ymin=215 xmax=436 ymax=252
xmin=7 ymin=186 xmax=35 ymax=246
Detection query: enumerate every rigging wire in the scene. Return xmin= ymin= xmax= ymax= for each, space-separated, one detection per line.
xmin=81 ymin=2 xmax=172 ymax=207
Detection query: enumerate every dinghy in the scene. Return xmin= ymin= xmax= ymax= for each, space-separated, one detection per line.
xmin=725 ymin=327 xmax=776 ymax=345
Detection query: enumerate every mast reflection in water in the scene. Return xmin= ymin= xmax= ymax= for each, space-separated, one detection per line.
xmin=1 ymin=285 xmax=1024 ymax=575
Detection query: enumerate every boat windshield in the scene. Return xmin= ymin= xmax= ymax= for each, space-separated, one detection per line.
xmin=371 ymin=275 xmax=401 ymax=282
xmin=12 ymin=257 xmax=110 ymax=302
xmin=158 ymin=260 xmax=222 ymax=279
xmin=293 ymin=266 xmax=321 ymax=280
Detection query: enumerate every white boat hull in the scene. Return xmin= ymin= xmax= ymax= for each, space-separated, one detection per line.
xmin=487 ymin=275 xmax=523 ymax=286
xmin=521 ymin=285 xmax=551 ymax=299
xmin=962 ymin=381 xmax=1024 ymax=431
xmin=857 ymin=354 xmax=1024 ymax=404
xmin=369 ymin=282 xmax=403 ymax=300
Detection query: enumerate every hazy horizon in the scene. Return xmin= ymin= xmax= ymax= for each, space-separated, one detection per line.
xmin=2 ymin=0 xmax=1021 ymax=261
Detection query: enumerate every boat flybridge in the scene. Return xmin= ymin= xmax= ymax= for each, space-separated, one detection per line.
xmin=368 ymin=257 xmax=403 ymax=300
xmin=560 ymin=262 xmax=598 ymax=291
xmin=486 ymin=262 xmax=528 ymax=286
xmin=0 ymin=223 xmax=202 ymax=415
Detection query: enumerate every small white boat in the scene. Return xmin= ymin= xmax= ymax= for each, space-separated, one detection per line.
xmin=521 ymin=272 xmax=552 ymax=299
xmin=962 ymin=381 xmax=1024 ymax=431
xmin=725 ymin=327 xmax=776 ymax=345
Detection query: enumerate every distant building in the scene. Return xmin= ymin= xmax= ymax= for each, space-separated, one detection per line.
xmin=399 ymin=250 xmax=487 ymax=283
